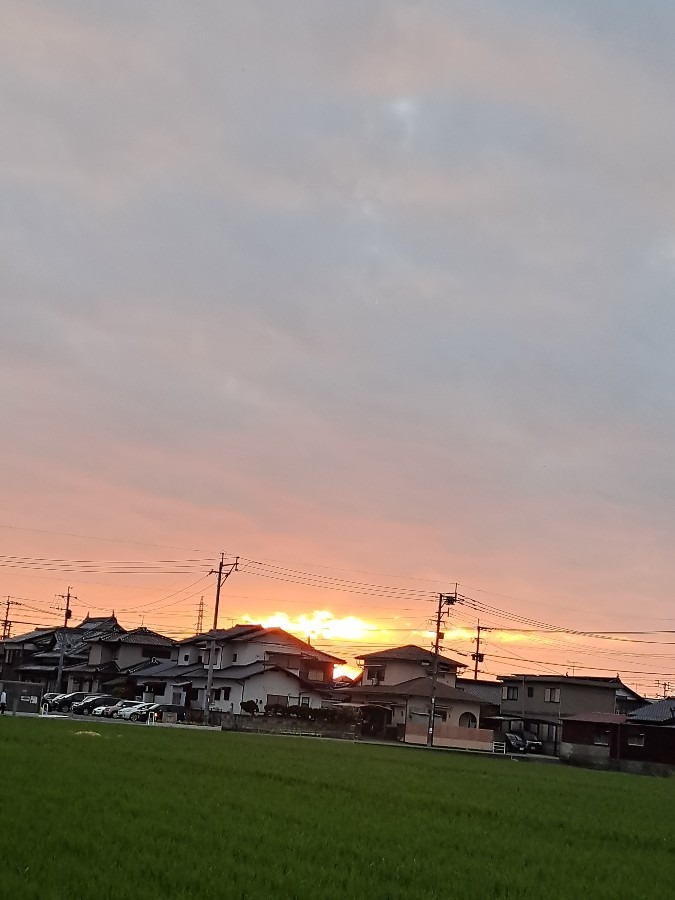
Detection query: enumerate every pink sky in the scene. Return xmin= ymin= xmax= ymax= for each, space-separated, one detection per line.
xmin=2 ymin=2 xmax=675 ymax=696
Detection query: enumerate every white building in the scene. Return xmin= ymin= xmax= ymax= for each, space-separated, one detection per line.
xmin=134 ymin=624 xmax=344 ymax=713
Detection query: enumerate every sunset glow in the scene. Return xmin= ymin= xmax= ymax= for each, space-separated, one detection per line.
xmin=243 ymin=610 xmax=378 ymax=642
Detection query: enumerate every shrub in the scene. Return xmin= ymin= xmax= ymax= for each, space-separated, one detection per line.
xmin=240 ymin=700 xmax=259 ymax=716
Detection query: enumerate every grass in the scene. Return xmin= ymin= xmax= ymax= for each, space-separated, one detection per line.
xmin=1 ymin=719 xmax=674 ymax=899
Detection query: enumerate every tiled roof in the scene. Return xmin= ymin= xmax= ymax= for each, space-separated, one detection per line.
xmin=96 ymin=627 xmax=175 ymax=647
xmin=456 ymin=679 xmax=502 ymax=705
xmin=234 ymin=628 xmax=345 ymax=663
xmin=562 ymin=712 xmax=628 ymax=724
xmin=2 ymin=627 xmax=55 ymax=645
xmin=357 ymin=645 xmax=465 ymax=669
xmin=348 ymin=677 xmax=478 ymax=703
xmin=629 ymin=698 xmax=675 ymax=723
xmin=177 ymin=625 xmax=264 ymax=645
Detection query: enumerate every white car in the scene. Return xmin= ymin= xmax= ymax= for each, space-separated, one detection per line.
xmin=94 ymin=700 xmax=144 ymax=718
xmin=117 ymin=702 xmax=155 ymax=721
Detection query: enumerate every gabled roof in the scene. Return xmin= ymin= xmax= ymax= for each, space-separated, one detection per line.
xmin=2 ymin=627 xmax=56 ymax=645
xmin=348 ymin=677 xmax=477 ymax=703
xmin=357 ymin=645 xmax=465 ymax=669
xmin=96 ymin=627 xmax=175 ymax=647
xmin=234 ymin=627 xmax=345 ymax=663
xmin=177 ymin=624 xmax=263 ymax=645
xmin=629 ymin=698 xmax=675 ymax=724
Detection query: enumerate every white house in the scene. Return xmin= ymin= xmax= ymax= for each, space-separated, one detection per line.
xmin=342 ymin=645 xmax=493 ymax=751
xmin=133 ymin=624 xmax=344 ymax=713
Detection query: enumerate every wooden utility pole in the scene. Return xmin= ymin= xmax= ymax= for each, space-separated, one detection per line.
xmin=203 ymin=555 xmax=238 ymax=724
xmin=54 ymin=587 xmax=75 ymax=692
xmin=471 ymin=622 xmax=484 ymax=680
xmin=2 ymin=597 xmax=12 ymax=640
xmin=427 ymin=586 xmax=458 ymax=748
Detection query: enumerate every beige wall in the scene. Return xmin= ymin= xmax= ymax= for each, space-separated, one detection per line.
xmin=405 ymin=722 xmax=495 ymax=751
xmin=500 ymin=680 xmax=615 ymax=719
xmin=363 ymin=659 xmax=457 ymax=687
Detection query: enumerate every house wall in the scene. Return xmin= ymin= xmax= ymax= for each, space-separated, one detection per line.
xmin=362 ymin=659 xmax=457 ymax=687
xmin=157 ymin=669 xmax=325 ymax=713
xmin=405 ymin=698 xmax=481 ymax=729
xmin=500 ymin=680 xmax=615 ymax=719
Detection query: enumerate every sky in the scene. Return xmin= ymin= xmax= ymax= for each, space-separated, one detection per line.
xmin=2 ymin=1 xmax=675 ymax=693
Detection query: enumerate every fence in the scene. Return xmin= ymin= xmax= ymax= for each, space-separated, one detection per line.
xmin=405 ymin=722 xmax=495 ymax=752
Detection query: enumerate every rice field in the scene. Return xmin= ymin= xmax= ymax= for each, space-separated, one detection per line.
xmin=1 ymin=717 xmax=673 ymax=899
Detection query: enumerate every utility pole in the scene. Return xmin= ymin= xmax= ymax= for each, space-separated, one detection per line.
xmin=471 ymin=621 xmax=484 ymax=680
xmin=2 ymin=597 xmax=13 ymax=640
xmin=203 ymin=555 xmax=238 ymax=724
xmin=55 ymin=587 xmax=75 ymax=692
xmin=427 ymin=586 xmax=459 ymax=748
xmin=196 ymin=596 xmax=204 ymax=634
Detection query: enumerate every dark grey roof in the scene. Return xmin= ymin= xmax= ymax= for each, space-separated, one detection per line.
xmin=456 ymin=679 xmax=502 ymax=705
xmin=177 ymin=624 xmax=264 ymax=645
xmin=357 ymin=645 xmax=465 ymax=669
xmin=133 ymin=662 xmax=203 ymax=681
xmin=2 ymin=627 xmax=56 ymax=645
xmin=629 ymin=698 xmax=675 ymax=723
xmin=348 ymin=677 xmax=478 ymax=703
xmin=96 ymin=627 xmax=175 ymax=647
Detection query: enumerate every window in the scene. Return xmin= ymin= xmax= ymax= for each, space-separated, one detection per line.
xmin=627 ymin=733 xmax=645 ymax=747
xmin=527 ymin=687 xmax=534 ymax=698
xmin=213 ymin=689 xmax=221 ymax=701
xmin=502 ymin=686 xmax=518 ymax=701
xmin=459 ymin=712 xmax=477 ymax=729
xmin=300 ymin=696 xmax=310 ymax=707
xmin=232 ymin=653 xmax=237 ymax=662
xmin=544 ymin=688 xmax=560 ymax=703
xmin=183 ymin=654 xmax=189 ymax=662
xmin=306 ymin=669 xmax=324 ymax=682
xmin=366 ymin=666 xmax=384 ymax=683
xmin=594 ymin=729 xmax=610 ymax=746
xmin=267 ymin=694 xmax=288 ymax=708
xmin=172 ymin=692 xmax=182 ymax=705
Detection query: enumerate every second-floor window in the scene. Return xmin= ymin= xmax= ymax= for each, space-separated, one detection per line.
xmin=366 ymin=666 xmax=384 ymax=683
xmin=502 ymin=686 xmax=518 ymax=701
xmin=544 ymin=688 xmax=561 ymax=703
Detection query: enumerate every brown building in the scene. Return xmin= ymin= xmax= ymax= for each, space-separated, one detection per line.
xmin=498 ymin=675 xmax=645 ymax=755
xmin=560 ymin=711 xmax=675 ymax=773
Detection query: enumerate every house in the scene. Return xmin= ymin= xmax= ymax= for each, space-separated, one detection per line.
xmin=498 ymin=675 xmax=646 ymax=755
xmin=628 ymin=696 xmax=675 ymax=726
xmin=340 ymin=645 xmax=493 ymax=751
xmin=64 ymin=627 xmax=177 ymax=695
xmin=560 ymin=710 xmax=675 ymax=773
xmin=455 ymin=677 xmax=501 ymax=725
xmin=0 ymin=616 xmax=122 ymax=692
xmin=132 ymin=624 xmax=345 ymax=714
xmin=357 ymin=644 xmax=462 ymax=687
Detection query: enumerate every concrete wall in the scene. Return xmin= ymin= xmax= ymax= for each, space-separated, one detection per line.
xmin=560 ymin=741 xmax=611 ymax=766
xmin=0 ymin=680 xmax=42 ymax=713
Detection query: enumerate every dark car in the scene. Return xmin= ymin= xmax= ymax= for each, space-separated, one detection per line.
xmin=53 ymin=692 xmax=92 ymax=712
xmin=523 ymin=732 xmax=544 ymax=753
xmin=71 ymin=695 xmax=118 ymax=715
xmin=503 ymin=732 xmax=527 ymax=752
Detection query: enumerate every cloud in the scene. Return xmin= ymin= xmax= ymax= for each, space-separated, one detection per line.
xmin=2 ymin=2 xmax=675 ymax=691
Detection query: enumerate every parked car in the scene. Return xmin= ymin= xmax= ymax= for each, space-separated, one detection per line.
xmin=71 ymin=695 xmax=118 ymax=715
xmin=117 ymin=702 xmax=155 ymax=722
xmin=52 ymin=692 xmax=92 ymax=712
xmin=523 ymin=732 xmax=544 ymax=754
xmin=503 ymin=732 xmax=527 ymax=752
xmin=42 ymin=692 xmax=65 ymax=709
xmin=97 ymin=700 xmax=145 ymax=718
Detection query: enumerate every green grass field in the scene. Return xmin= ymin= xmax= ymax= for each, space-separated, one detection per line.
xmin=1 ymin=718 xmax=674 ymax=899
